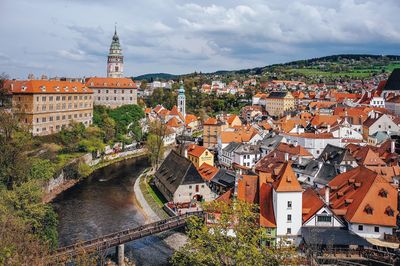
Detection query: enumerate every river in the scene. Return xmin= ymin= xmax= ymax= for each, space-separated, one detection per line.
xmin=53 ymin=156 xmax=183 ymax=265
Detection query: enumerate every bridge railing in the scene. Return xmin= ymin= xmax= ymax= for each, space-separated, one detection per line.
xmin=54 ymin=211 xmax=204 ymax=255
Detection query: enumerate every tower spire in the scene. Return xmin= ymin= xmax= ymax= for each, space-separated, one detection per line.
xmin=114 ymin=22 xmax=117 ymax=35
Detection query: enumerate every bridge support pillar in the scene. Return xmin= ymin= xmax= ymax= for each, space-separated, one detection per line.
xmin=116 ymin=244 xmax=125 ymax=266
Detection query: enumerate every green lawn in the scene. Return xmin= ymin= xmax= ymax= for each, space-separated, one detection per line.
xmin=145 ymin=177 xmax=167 ymax=207
xmin=139 ymin=175 xmax=169 ymax=219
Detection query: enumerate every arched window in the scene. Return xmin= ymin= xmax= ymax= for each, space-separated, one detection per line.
xmin=115 ymin=66 xmax=119 ymax=72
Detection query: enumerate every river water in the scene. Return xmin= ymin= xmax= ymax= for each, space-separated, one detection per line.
xmin=53 ymin=156 xmax=182 ymax=265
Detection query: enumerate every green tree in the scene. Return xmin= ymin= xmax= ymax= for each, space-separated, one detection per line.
xmin=0 ymin=180 xmax=58 ymax=248
xmin=171 ymin=200 xmax=301 ymax=266
xmin=29 ymin=159 xmax=56 ymax=181
xmin=146 ymin=120 xmax=168 ymax=168
xmin=0 ymin=110 xmax=33 ymax=189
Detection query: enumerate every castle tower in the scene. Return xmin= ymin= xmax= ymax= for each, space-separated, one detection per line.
xmin=178 ymin=81 xmax=186 ymax=118
xmin=107 ymin=25 xmax=124 ymax=78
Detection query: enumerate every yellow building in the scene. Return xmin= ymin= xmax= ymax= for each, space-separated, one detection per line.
xmin=187 ymin=144 xmax=214 ymax=168
xmin=4 ymin=80 xmax=93 ymax=136
xmin=265 ymin=91 xmax=295 ymax=117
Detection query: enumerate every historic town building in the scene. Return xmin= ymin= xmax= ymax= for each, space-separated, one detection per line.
xmin=4 ymin=80 xmax=93 ymax=136
xmin=86 ymin=77 xmax=137 ymax=108
xmin=107 ymin=26 xmax=124 ymax=78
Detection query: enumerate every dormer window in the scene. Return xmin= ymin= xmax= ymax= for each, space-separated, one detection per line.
xmin=90 ymin=82 xmax=94 ymax=86
xmin=379 ymin=188 xmax=388 ymax=198
xmin=385 ymin=206 xmax=394 ymax=216
xmin=40 ymin=86 xmax=46 ymax=92
xmin=364 ymin=204 xmax=373 ymax=215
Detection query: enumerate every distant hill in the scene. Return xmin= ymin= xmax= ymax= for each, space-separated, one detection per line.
xmin=133 ymin=54 xmax=400 ymax=82
xmin=133 ymin=73 xmax=177 ymax=81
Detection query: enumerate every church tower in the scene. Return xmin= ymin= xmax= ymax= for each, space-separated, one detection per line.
xmin=178 ymin=81 xmax=186 ymax=118
xmin=107 ymin=26 xmax=124 ymax=78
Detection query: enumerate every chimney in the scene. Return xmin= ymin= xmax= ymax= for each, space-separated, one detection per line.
xmin=285 ymin=153 xmax=289 ymax=162
xmin=233 ymin=174 xmax=241 ymax=199
xmin=294 ymin=141 xmax=298 ymax=147
xmin=318 ymin=161 xmax=323 ymax=169
xmin=325 ymin=187 xmax=330 ymax=206
xmin=299 ymin=156 xmax=302 ymax=165
xmin=391 ymin=140 xmax=396 ymax=154
xmin=327 ymin=124 xmax=331 ymax=132
xmin=184 ymin=148 xmax=188 ymax=158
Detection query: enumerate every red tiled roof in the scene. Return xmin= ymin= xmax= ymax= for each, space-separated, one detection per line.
xmin=302 ymin=188 xmax=324 ymax=223
xmin=328 ymin=166 xmax=398 ymax=227
xmin=204 ymin=117 xmax=218 ymax=125
xmin=237 ymin=175 xmax=258 ymax=204
xmin=259 ymin=182 xmax=276 ymax=227
xmin=4 ymin=80 xmax=93 ymax=94
xmin=187 ymin=144 xmax=207 ymax=158
xmin=86 ymin=77 xmax=137 ymax=88
xmin=273 ymin=162 xmax=302 ymax=192
xmin=197 ymin=163 xmax=218 ymax=181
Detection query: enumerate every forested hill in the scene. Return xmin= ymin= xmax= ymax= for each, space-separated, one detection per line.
xmin=132 ymin=54 xmax=400 ymax=82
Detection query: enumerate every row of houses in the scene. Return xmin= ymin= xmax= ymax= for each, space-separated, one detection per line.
xmin=2 ymin=77 xmax=138 ymax=136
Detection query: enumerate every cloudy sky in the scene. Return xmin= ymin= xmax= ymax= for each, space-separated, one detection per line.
xmin=1 ymin=0 xmax=400 ymax=79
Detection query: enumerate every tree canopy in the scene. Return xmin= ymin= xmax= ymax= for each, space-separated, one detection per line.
xmin=171 ymin=200 xmax=301 ymax=266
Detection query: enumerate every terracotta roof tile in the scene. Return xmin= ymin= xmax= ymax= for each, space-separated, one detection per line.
xmin=328 ymin=166 xmax=398 ymax=227
xmin=273 ymin=162 xmax=302 ymax=192
xmin=4 ymin=80 xmax=93 ymax=94
xmin=302 ymin=188 xmax=324 ymax=223
xmin=86 ymin=77 xmax=137 ymax=88
xmin=237 ymin=175 xmax=259 ymax=204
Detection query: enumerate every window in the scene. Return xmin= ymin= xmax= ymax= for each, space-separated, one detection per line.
xmin=317 ymin=215 xmax=332 ymax=223
xmin=374 ymin=226 xmax=379 ymax=233
xmin=195 ymin=185 xmax=199 ymax=192
xmin=287 ymin=214 xmax=292 ymax=222
xmin=42 ymin=117 xmax=46 ymax=122
xmin=189 ymin=185 xmax=192 ymax=189
xmin=106 ymin=90 xmax=109 ymax=93
xmin=42 ymin=96 xmax=46 ymax=101
xmin=287 ymin=228 xmax=291 ymax=235
xmin=98 ymin=90 xmax=100 ymax=93
xmin=62 ymin=96 xmax=66 ymax=101
xmin=358 ymin=225 xmax=363 ymax=231
xmin=287 ymin=201 xmax=292 ymax=209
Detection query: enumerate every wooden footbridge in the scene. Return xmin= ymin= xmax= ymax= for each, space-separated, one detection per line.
xmin=51 ymin=211 xmax=204 ymax=263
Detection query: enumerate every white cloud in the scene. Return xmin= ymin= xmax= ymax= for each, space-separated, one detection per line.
xmin=1 ymin=0 xmax=400 ymax=77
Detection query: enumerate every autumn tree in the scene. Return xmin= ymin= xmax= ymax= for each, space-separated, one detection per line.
xmin=171 ymin=200 xmax=302 ymax=266
xmin=147 ymin=120 xmax=169 ymax=169
xmin=0 ymin=210 xmax=50 ymax=265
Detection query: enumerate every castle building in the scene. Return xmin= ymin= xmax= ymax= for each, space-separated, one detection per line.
xmin=86 ymin=77 xmax=137 ymax=108
xmin=3 ymin=80 xmax=93 ymax=136
xmin=107 ymin=26 xmax=124 ymax=78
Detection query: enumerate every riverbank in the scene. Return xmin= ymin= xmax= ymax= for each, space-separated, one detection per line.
xmin=132 ymin=168 xmax=189 ymax=264
xmin=43 ymin=148 xmax=148 ymax=203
